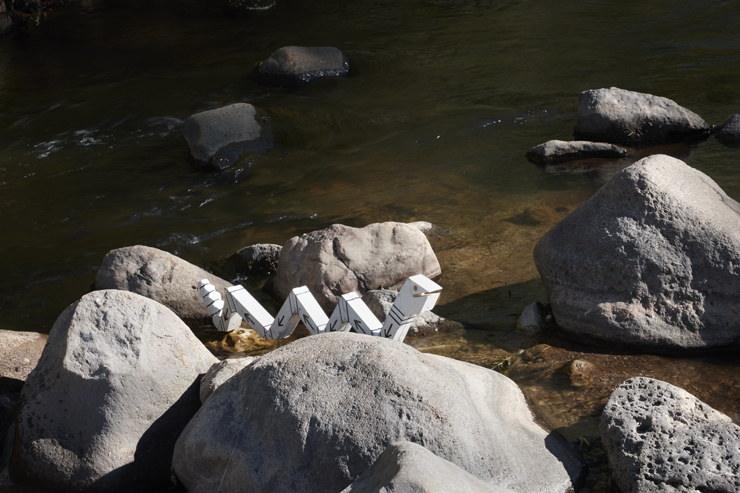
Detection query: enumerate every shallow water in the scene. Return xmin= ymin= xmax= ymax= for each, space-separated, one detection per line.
xmin=2 ymin=0 xmax=740 ymax=490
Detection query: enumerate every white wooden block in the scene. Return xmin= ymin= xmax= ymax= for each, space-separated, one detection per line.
xmin=271 ymin=293 xmax=301 ymax=339
xmin=343 ymin=293 xmax=382 ymax=336
xmin=207 ymin=298 xmax=225 ymax=316
xmin=227 ymin=285 xmax=274 ymax=338
xmin=199 ymin=283 xmax=216 ymax=298
xmin=197 ymin=279 xmax=210 ymax=290
xmin=292 ymin=287 xmax=329 ymax=335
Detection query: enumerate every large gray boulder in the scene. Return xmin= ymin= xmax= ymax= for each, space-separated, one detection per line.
xmin=534 ymin=154 xmax=740 ymax=351
xmin=274 ymin=222 xmax=441 ymax=312
xmin=257 ymin=46 xmax=350 ymax=87
xmin=600 ymin=377 xmax=740 ymax=493
xmin=341 ymin=441 xmax=518 ymax=493
xmin=95 ymin=245 xmax=232 ymax=325
xmin=10 ymin=290 xmax=217 ymax=492
xmin=362 ymin=289 xmax=463 ymax=336
xmin=717 ymin=113 xmax=740 ymax=145
xmin=574 ymin=87 xmax=711 ymax=144
xmin=172 ymin=332 xmax=583 ymax=493
xmin=526 ymin=140 xmax=628 ymax=165
xmin=183 ymin=103 xmax=272 ymax=170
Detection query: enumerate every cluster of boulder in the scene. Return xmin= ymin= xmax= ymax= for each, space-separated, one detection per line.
xmin=526 ymin=87 xmax=740 ymax=166
xmin=1 ymin=217 xmax=588 ymax=491
xmin=184 ymin=45 xmax=349 ymax=170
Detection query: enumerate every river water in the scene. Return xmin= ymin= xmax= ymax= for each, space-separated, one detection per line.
xmin=1 ymin=0 xmax=740 ymax=491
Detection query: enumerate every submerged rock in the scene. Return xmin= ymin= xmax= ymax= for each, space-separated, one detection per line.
xmin=362 ymin=289 xmax=463 ymax=336
xmin=183 ymin=103 xmax=272 ymax=170
xmin=600 ymin=377 xmax=740 ymax=493
xmin=257 ymin=46 xmax=350 ymax=87
xmin=340 ymin=441 xmax=518 ymax=493
xmin=95 ymin=245 xmax=232 ymax=326
xmin=574 ymin=87 xmax=711 ymax=144
xmin=10 ymin=290 xmax=217 ymax=492
xmin=274 ymin=222 xmax=441 ymax=312
xmin=716 ymin=114 xmax=740 ymax=145
xmin=173 ymin=332 xmax=583 ymax=493
xmin=231 ymin=243 xmax=281 ymax=275
xmin=526 ymin=140 xmax=628 ymax=165
xmin=534 ymin=154 xmax=740 ymax=351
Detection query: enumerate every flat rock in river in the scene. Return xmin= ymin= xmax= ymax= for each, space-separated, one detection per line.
xmin=95 ymin=245 xmax=233 ymax=326
xmin=257 ymin=46 xmax=349 ymax=87
xmin=340 ymin=441 xmax=518 ymax=493
xmin=600 ymin=377 xmax=740 ymax=493
xmin=534 ymin=154 xmax=740 ymax=351
xmin=274 ymin=222 xmax=441 ymax=312
xmin=10 ymin=290 xmax=217 ymax=492
xmin=183 ymin=103 xmax=272 ymax=170
xmin=574 ymin=87 xmax=711 ymax=144
xmin=172 ymin=332 xmax=583 ymax=493
xmin=526 ymin=140 xmax=628 ymax=165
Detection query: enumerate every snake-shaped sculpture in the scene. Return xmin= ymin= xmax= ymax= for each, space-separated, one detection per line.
xmin=197 ymin=275 xmax=442 ymax=342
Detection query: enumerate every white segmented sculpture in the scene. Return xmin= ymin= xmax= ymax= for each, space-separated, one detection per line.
xmin=197 ymin=275 xmax=442 ymax=343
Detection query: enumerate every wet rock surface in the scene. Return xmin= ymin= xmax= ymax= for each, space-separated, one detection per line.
xmin=183 ymin=103 xmax=272 ymax=170
xmin=600 ymin=377 xmax=740 ymax=493
xmin=96 ymin=245 xmax=233 ymax=326
xmin=173 ymin=332 xmax=583 ymax=493
xmin=534 ymin=154 xmax=740 ymax=351
xmin=340 ymin=441 xmax=518 ymax=493
xmin=526 ymin=140 xmax=628 ymax=164
xmin=199 ymin=356 xmax=257 ymax=403
xmin=257 ymin=46 xmax=349 ymax=87
xmin=574 ymin=87 xmax=711 ymax=144
xmin=10 ymin=290 xmax=217 ymax=492
xmin=274 ymin=222 xmax=441 ymax=312
xmin=362 ymin=289 xmax=463 ymax=336
xmin=716 ymin=113 xmax=740 ymax=145
xmin=228 ymin=0 xmax=275 ymax=10
xmin=232 ymin=243 xmax=281 ymax=275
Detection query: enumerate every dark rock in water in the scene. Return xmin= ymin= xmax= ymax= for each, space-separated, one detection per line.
xmin=232 ymin=243 xmax=281 ymax=275
xmin=227 ymin=0 xmax=275 ymax=11
xmin=340 ymin=441 xmax=518 ymax=493
xmin=526 ymin=140 xmax=628 ymax=165
xmin=0 ymin=1 xmax=11 ymax=34
xmin=574 ymin=87 xmax=711 ymax=144
xmin=173 ymin=332 xmax=583 ymax=493
xmin=361 ymin=289 xmax=463 ymax=336
xmin=96 ymin=245 xmax=233 ymax=327
xmin=10 ymin=290 xmax=217 ymax=492
xmin=183 ymin=103 xmax=272 ymax=170
xmin=534 ymin=154 xmax=740 ymax=351
xmin=257 ymin=46 xmax=350 ymax=87
xmin=274 ymin=222 xmax=441 ymax=312
xmin=600 ymin=377 xmax=740 ymax=493
xmin=716 ymin=114 xmax=740 ymax=145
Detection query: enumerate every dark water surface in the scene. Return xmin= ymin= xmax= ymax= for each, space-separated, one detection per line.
xmin=2 ymin=0 xmax=740 ymax=489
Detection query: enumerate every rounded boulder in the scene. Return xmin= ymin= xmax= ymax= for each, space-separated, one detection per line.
xmin=274 ymin=222 xmax=441 ymax=312
xmin=10 ymin=290 xmax=217 ymax=492
xmin=172 ymin=332 xmax=583 ymax=493
xmin=534 ymin=154 xmax=740 ymax=351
